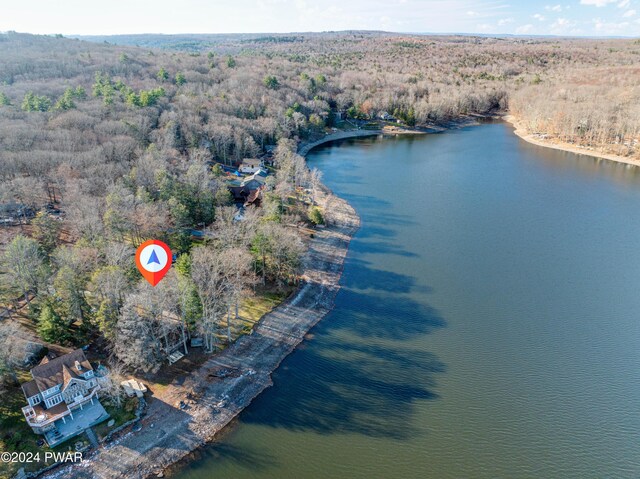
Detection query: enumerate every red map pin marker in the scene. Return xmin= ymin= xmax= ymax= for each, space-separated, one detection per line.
xmin=135 ymin=239 xmax=172 ymax=286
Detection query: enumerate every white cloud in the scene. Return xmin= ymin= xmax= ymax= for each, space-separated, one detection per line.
xmin=592 ymin=17 xmax=630 ymax=32
xmin=466 ymin=10 xmax=479 ymax=16
xmin=623 ymin=8 xmax=636 ymax=16
xmin=617 ymin=0 xmax=631 ymax=8
xmin=516 ymin=24 xmax=534 ymax=33
xmin=533 ymin=13 xmax=546 ymax=20
xmin=476 ymin=23 xmax=492 ymax=31
xmin=498 ymin=17 xmax=515 ymax=25
xmin=580 ymin=0 xmax=617 ymax=6
xmin=550 ymin=17 xmax=577 ymax=33
xmin=545 ymin=4 xmax=563 ymax=11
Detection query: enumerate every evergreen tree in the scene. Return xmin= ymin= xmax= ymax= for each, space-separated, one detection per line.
xmin=32 ymin=211 xmax=61 ymax=253
xmin=92 ymin=72 xmax=115 ymax=105
xmin=406 ymin=106 xmax=416 ymax=127
xmin=95 ymin=299 xmax=119 ymax=342
xmin=263 ymin=75 xmax=279 ymax=89
xmin=308 ymin=206 xmax=325 ymax=225
xmin=73 ymin=85 xmax=87 ymax=99
xmin=53 ymin=266 xmax=91 ymax=327
xmin=157 ymin=67 xmax=169 ymax=82
xmin=38 ymin=303 xmax=70 ymax=343
xmin=174 ymin=253 xmax=192 ymax=277
xmin=54 ymin=87 xmax=76 ymax=110
xmin=21 ymin=92 xmax=51 ymax=112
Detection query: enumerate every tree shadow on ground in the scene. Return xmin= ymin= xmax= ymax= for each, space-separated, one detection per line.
xmin=356 ymin=223 xmax=398 ymax=239
xmin=340 ymin=257 xmax=431 ymax=296
xmin=242 ymin=335 xmax=445 ymax=440
xmin=241 ymin=250 xmax=446 ymax=440
xmin=331 ymin=289 xmax=444 ymax=340
xmin=354 ymin=239 xmax=419 ymax=258
xmin=231 ymin=135 xmax=447 ymax=443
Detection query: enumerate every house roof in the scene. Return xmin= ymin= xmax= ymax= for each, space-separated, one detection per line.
xmin=62 ymin=364 xmax=80 ymax=390
xmin=29 ymin=349 xmax=93 ymax=392
xmin=245 ymin=186 xmax=265 ymax=205
xmin=243 ymin=171 xmax=267 ymax=185
xmin=22 ymin=380 xmax=40 ymax=399
xmin=241 ymin=158 xmax=261 ymax=166
xmin=39 ymin=352 xmax=57 ymax=365
xmin=241 ymin=179 xmax=263 ymax=190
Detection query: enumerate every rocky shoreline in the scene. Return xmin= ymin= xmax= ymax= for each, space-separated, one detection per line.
xmin=34 ymin=122 xmax=474 ymax=479
xmin=37 ymin=166 xmax=360 ymax=479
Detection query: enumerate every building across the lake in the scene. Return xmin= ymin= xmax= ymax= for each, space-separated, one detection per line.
xmin=20 ymin=349 xmax=110 ymax=446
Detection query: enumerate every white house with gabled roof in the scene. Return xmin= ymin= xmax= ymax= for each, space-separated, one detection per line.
xmin=20 ymin=349 xmax=110 ymax=446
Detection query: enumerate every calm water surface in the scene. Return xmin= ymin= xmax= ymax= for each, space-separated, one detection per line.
xmin=174 ymin=122 xmax=640 ymax=478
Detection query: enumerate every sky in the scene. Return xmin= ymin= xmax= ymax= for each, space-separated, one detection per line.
xmin=1 ymin=0 xmax=639 ymax=37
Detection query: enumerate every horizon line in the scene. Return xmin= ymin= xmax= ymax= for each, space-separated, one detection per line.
xmin=2 ymin=30 xmax=638 ymax=40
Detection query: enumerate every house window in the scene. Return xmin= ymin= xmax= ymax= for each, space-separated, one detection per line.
xmin=45 ymin=394 xmax=63 ymax=408
xmin=43 ymin=386 xmax=60 ymax=398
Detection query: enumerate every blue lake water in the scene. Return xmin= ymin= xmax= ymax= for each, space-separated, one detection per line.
xmin=174 ymin=121 xmax=640 ymax=478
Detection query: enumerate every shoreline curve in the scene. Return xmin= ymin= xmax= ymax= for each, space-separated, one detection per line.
xmin=36 ymin=142 xmax=361 ymax=479
xmin=35 ymin=116 xmax=633 ymax=479
xmin=503 ymin=115 xmax=640 ymax=168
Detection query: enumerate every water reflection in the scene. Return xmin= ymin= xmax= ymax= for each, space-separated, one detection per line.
xmin=172 ymin=121 xmax=640 ymax=479
xmin=508 ymin=126 xmax=640 ymax=187
xmin=243 ymin=337 xmax=444 ymax=440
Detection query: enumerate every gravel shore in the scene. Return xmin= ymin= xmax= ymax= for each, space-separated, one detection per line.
xmin=38 ymin=183 xmax=360 ymax=479
xmin=504 ymin=115 xmax=640 ymax=168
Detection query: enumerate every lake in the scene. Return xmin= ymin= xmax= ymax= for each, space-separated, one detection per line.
xmin=173 ymin=121 xmax=640 ymax=478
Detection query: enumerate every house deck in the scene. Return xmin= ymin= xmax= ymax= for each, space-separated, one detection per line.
xmin=44 ymin=400 xmax=109 ymax=447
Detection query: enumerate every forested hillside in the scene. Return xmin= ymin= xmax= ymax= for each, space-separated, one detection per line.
xmin=82 ymin=31 xmax=640 ymax=159
xmin=1 ymin=30 xmax=639 ymax=377
xmin=0 ymin=32 xmax=317 ymax=376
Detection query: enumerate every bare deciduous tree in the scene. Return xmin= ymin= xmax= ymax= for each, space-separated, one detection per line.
xmin=2 ymin=235 xmax=48 ymax=306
